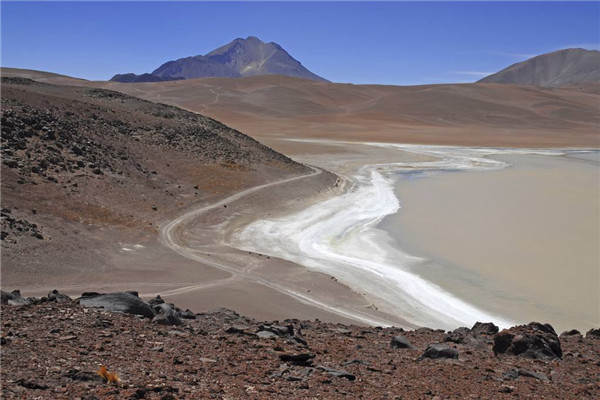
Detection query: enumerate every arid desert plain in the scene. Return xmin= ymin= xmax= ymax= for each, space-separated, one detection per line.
xmin=2 ymin=66 xmax=598 ymax=334
xmin=2 ymin=11 xmax=600 ymax=395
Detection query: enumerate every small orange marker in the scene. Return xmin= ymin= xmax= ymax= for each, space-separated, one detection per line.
xmin=97 ymin=365 xmax=120 ymax=384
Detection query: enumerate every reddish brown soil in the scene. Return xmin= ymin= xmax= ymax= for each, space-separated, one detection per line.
xmin=1 ymin=77 xmax=306 ymax=285
xmin=4 ymin=68 xmax=597 ymax=148
xmin=1 ymin=298 xmax=598 ymax=399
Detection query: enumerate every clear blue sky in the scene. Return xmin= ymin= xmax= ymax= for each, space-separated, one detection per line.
xmin=2 ymin=1 xmax=599 ymax=85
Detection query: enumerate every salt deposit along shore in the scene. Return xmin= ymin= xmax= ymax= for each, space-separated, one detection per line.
xmin=230 ymin=142 xmax=598 ymax=331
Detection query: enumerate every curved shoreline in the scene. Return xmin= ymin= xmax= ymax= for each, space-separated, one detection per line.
xmin=230 ymin=143 xmax=581 ymax=330
xmin=159 ymin=166 xmax=399 ymax=327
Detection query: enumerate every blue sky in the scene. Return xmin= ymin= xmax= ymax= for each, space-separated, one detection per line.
xmin=2 ymin=1 xmax=598 ymax=85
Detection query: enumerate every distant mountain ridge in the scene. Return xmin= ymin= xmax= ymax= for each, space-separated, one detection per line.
xmin=109 ymin=73 xmax=186 ymax=83
xmin=478 ymin=48 xmax=600 ymax=87
xmin=111 ymin=36 xmax=327 ymax=83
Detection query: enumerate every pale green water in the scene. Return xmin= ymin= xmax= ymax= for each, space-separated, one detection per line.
xmin=380 ymin=152 xmax=600 ymax=333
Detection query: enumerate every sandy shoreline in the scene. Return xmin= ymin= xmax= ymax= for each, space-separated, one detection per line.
xmin=4 ymin=141 xmax=432 ymax=328
xmin=227 ymin=140 xmax=599 ymax=331
xmin=2 ymin=67 xmax=599 ymax=334
xmin=3 ymin=164 xmax=385 ymax=326
xmin=5 ymin=138 xmax=598 ymax=332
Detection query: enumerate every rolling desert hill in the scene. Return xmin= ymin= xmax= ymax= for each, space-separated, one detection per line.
xmin=3 ymin=67 xmax=599 ymax=148
xmin=115 ymin=77 xmax=600 ymax=148
xmin=1 ymin=76 xmax=308 ymax=289
xmin=110 ymin=36 xmax=327 ymax=83
xmin=479 ymin=48 xmax=600 ymax=87
xmin=0 ymin=68 xmax=90 ymax=85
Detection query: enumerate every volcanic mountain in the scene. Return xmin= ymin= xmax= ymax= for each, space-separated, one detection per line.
xmin=478 ymin=48 xmax=600 ymax=87
xmin=110 ymin=36 xmax=327 ymax=83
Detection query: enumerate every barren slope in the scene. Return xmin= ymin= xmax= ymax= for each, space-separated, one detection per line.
xmin=1 ymin=77 xmax=307 ymax=287
xmin=479 ymin=48 xmax=600 ymax=87
xmin=4 ymin=68 xmax=598 ymax=147
xmin=111 ymin=76 xmax=600 ymax=147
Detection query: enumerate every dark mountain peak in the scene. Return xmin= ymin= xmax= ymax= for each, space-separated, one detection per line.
xmin=478 ymin=48 xmax=600 ymax=87
xmin=220 ymin=36 xmax=263 ymax=51
xmin=110 ymin=37 xmax=327 ymax=83
xmin=244 ymin=35 xmax=262 ymax=42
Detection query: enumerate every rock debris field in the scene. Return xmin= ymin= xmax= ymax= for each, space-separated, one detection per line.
xmin=1 ymin=289 xmax=599 ymax=399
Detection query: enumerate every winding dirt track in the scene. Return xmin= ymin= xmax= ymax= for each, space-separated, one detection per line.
xmin=159 ymin=166 xmax=393 ymax=326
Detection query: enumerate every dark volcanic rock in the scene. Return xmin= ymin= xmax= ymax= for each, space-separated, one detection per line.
xmin=316 ymin=365 xmax=356 ymax=381
xmin=1 ymin=209 xmax=45 ymax=243
xmin=560 ymin=329 xmax=582 ymax=337
xmin=47 ymin=289 xmax=72 ymax=303
xmin=225 ymin=325 xmax=250 ymax=334
xmin=16 ymin=379 xmax=49 ymax=390
xmin=260 ymin=324 xmax=290 ymax=335
xmin=1 ymin=290 xmax=32 ymax=306
xmin=258 ymin=323 xmax=307 ymax=345
xmin=1 ymin=290 xmax=13 ymax=305
xmin=420 ymin=344 xmax=459 ymax=360
xmin=493 ymin=322 xmax=562 ymax=360
xmin=501 ymin=368 xmax=549 ymax=382
xmin=257 ymin=330 xmax=278 ymax=339
xmin=78 ymin=292 xmax=155 ymax=318
xmin=518 ymin=369 xmax=550 ymax=381
xmin=445 ymin=327 xmax=472 ymax=344
xmin=391 ymin=335 xmax=416 ymax=349
xmin=586 ymin=328 xmax=600 ymax=338
xmin=207 ymin=308 xmax=252 ymax=325
xmin=279 ymin=353 xmax=315 ymax=366
xmin=499 ymin=384 xmax=515 ymax=393
xmin=502 ymin=369 xmax=519 ymax=380
xmin=148 ymin=295 xmax=165 ymax=306
xmin=415 ymin=327 xmax=434 ymax=334
xmin=152 ymin=303 xmax=182 ymax=326
xmin=1 ymin=77 xmax=35 ymax=86
xmin=471 ymin=322 xmax=499 ymax=335
xmin=3 ymin=159 xmax=18 ymax=168
xmin=179 ymin=309 xmax=196 ymax=319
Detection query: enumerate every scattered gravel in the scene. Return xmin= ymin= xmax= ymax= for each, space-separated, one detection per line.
xmin=1 ymin=292 xmax=599 ymax=399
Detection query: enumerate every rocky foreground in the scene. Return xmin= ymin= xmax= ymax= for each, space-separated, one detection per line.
xmin=1 ymin=290 xmax=598 ymax=399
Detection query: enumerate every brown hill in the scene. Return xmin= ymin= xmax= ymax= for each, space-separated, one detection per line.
xmin=105 ymin=75 xmax=600 ymax=148
xmin=479 ymin=48 xmax=600 ymax=87
xmin=1 ymin=76 xmax=307 ymax=288
xmin=1 ymin=68 xmax=89 ymax=85
xmin=4 ymin=68 xmax=598 ymax=148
